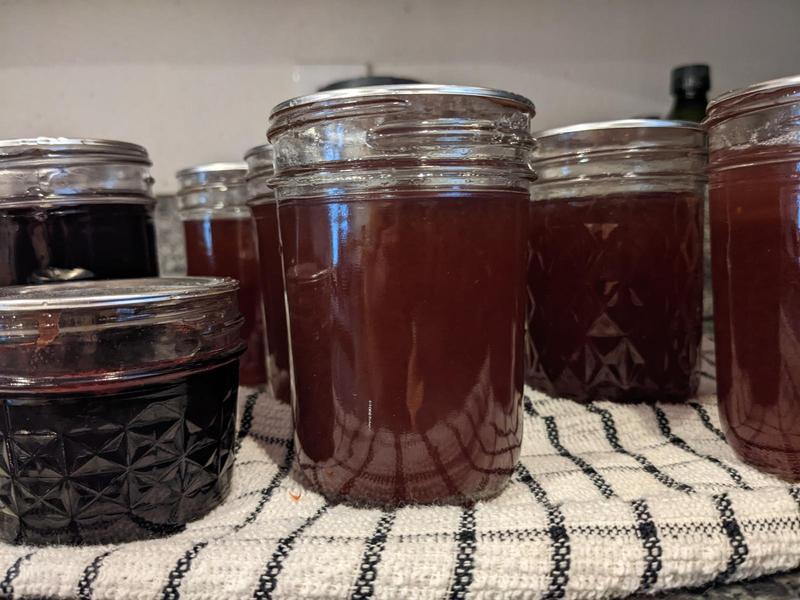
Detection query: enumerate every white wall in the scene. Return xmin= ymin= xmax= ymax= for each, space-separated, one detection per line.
xmin=1 ymin=0 xmax=798 ymax=193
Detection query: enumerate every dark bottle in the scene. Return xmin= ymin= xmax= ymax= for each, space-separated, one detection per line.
xmin=667 ymin=64 xmax=710 ymax=122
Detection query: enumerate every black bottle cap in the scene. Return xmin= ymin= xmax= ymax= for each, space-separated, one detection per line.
xmin=671 ymin=64 xmax=710 ymax=95
xmin=317 ymin=76 xmax=422 ymax=92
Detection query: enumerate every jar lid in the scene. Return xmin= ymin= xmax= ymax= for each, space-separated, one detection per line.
xmin=0 ymin=276 xmax=237 ymax=311
xmin=175 ymin=162 xmax=248 ymax=180
xmin=244 ymin=144 xmax=275 ymax=204
xmin=0 ymin=277 xmax=244 ymax=389
xmin=705 ymin=74 xmax=800 ymax=127
xmin=270 ymin=83 xmax=536 ymax=121
xmin=0 ymin=137 xmax=150 ymax=164
xmin=176 ymin=163 xmax=249 ymax=213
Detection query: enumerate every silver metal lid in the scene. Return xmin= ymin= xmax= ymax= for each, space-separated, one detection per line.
xmin=0 ymin=277 xmax=238 ymax=312
xmin=0 ymin=137 xmax=150 ymax=163
xmin=175 ymin=162 xmax=248 ymax=179
xmin=534 ymin=119 xmax=703 ymax=140
xmin=270 ymin=84 xmax=536 ymax=117
xmin=708 ymin=74 xmax=800 ymax=111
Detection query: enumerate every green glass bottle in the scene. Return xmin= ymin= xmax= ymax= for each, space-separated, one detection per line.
xmin=667 ymin=64 xmax=710 ymax=122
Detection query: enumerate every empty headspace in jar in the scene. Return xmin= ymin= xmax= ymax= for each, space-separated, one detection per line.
xmin=0 ymin=277 xmax=244 ymax=388
xmin=176 ymin=162 xmax=249 ymax=218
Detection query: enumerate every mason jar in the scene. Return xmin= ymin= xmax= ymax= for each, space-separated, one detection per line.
xmin=528 ymin=120 xmax=706 ymax=402
xmin=176 ymin=163 xmax=267 ymax=387
xmin=705 ymin=75 xmax=800 ymax=480
xmin=246 ymin=144 xmax=291 ymax=403
xmin=0 ymin=137 xmax=158 ymax=285
xmin=268 ymin=84 xmax=534 ymax=505
xmin=0 ymin=277 xmax=243 ymax=544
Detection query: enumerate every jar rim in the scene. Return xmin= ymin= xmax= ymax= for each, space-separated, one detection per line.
xmin=175 ymin=162 xmax=248 ymax=179
xmin=0 ymin=276 xmax=238 ymax=312
xmin=269 ymin=83 xmax=536 ymax=119
xmin=534 ymin=119 xmax=703 ymax=140
xmin=707 ymin=74 xmax=800 ymax=111
xmin=243 ymin=143 xmax=273 ymax=161
xmin=0 ymin=137 xmax=150 ymax=163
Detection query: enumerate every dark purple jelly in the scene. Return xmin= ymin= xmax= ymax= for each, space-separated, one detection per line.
xmin=0 ymin=277 xmax=243 ymax=545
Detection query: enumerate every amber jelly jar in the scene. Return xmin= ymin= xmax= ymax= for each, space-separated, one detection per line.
xmin=0 ymin=137 xmax=158 ymax=285
xmin=527 ymin=120 xmax=706 ymax=402
xmin=177 ymin=163 xmax=268 ymax=386
xmin=246 ymin=145 xmax=291 ymax=402
xmin=0 ymin=277 xmax=244 ymax=544
xmin=705 ymin=75 xmax=800 ymax=480
xmin=268 ymin=84 xmax=535 ymax=505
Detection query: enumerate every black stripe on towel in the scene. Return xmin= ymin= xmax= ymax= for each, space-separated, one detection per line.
xmin=525 ymin=397 xmax=615 ymax=498
xmin=585 ymin=403 xmax=695 ymax=494
xmin=77 ymin=549 xmax=115 ymax=600
xmin=688 ymin=402 xmax=726 ymax=441
xmin=159 ymin=440 xmax=295 ymax=600
xmin=651 ymin=406 xmax=752 ymax=491
xmin=350 ymin=509 xmax=397 ymax=600
xmin=517 ymin=464 xmax=570 ymax=599
xmin=712 ymin=493 xmax=749 ymax=585
xmin=631 ymin=499 xmax=662 ymax=593
xmin=0 ymin=551 xmax=34 ymax=600
xmin=253 ymin=504 xmax=330 ymax=600
xmin=161 ymin=542 xmax=209 ymax=600
xmin=447 ymin=505 xmax=477 ymax=600
xmin=237 ymin=390 xmax=259 ymax=445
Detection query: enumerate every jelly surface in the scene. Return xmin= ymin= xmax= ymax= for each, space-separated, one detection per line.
xmin=280 ymin=189 xmax=527 ymax=505
xmin=0 ymin=358 xmax=239 ymax=545
xmin=711 ymin=158 xmax=800 ymax=480
xmin=526 ymin=191 xmax=703 ymax=402
xmin=0 ymin=203 xmax=158 ymax=286
xmin=251 ymin=203 xmax=291 ymax=402
xmin=184 ymin=218 xmax=267 ymax=386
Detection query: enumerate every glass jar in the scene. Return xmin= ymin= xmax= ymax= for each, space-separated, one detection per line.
xmin=0 ymin=137 xmax=158 ymax=285
xmin=176 ymin=163 xmax=267 ymax=387
xmin=705 ymin=75 xmax=800 ymax=480
xmin=246 ymin=144 xmax=291 ymax=403
xmin=527 ymin=120 xmax=706 ymax=402
xmin=0 ymin=277 xmax=243 ymax=544
xmin=268 ymin=84 xmax=535 ymax=505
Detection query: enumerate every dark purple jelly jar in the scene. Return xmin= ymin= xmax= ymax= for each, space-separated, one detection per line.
xmin=0 ymin=137 xmax=159 ymax=286
xmin=0 ymin=277 xmax=244 ymax=545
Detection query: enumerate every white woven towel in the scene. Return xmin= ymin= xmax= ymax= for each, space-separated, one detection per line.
xmin=2 ymin=347 xmax=799 ymax=600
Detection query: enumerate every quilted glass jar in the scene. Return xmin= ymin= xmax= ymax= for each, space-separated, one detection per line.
xmin=527 ymin=120 xmax=706 ymax=402
xmin=177 ymin=163 xmax=267 ymax=386
xmin=0 ymin=277 xmax=244 ymax=544
xmin=0 ymin=137 xmax=158 ymax=285
xmin=705 ymin=75 xmax=800 ymax=480
xmin=268 ymin=84 xmax=534 ymax=505
xmin=246 ymin=145 xmax=290 ymax=402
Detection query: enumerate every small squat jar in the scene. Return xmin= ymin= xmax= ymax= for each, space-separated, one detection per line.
xmin=246 ymin=145 xmax=291 ymax=402
xmin=0 ymin=277 xmax=244 ymax=545
xmin=268 ymin=84 xmax=535 ymax=505
xmin=177 ymin=163 xmax=267 ymax=386
xmin=0 ymin=137 xmax=159 ymax=285
xmin=527 ymin=120 xmax=706 ymax=402
xmin=705 ymin=75 xmax=800 ymax=480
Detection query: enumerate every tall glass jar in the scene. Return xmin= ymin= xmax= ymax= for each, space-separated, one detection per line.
xmin=705 ymin=75 xmax=800 ymax=480
xmin=0 ymin=137 xmax=158 ymax=285
xmin=268 ymin=84 xmax=535 ymax=505
xmin=246 ymin=144 xmax=290 ymax=403
xmin=176 ymin=163 xmax=267 ymax=387
xmin=527 ymin=120 xmax=706 ymax=402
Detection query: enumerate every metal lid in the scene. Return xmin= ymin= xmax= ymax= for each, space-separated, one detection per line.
xmin=270 ymin=84 xmax=536 ymax=118
xmin=0 ymin=277 xmax=238 ymax=312
xmin=175 ymin=162 xmax=248 ymax=179
xmin=0 ymin=137 xmax=150 ymax=163
xmin=708 ymin=74 xmax=800 ymax=112
xmin=534 ymin=119 xmax=703 ymax=140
